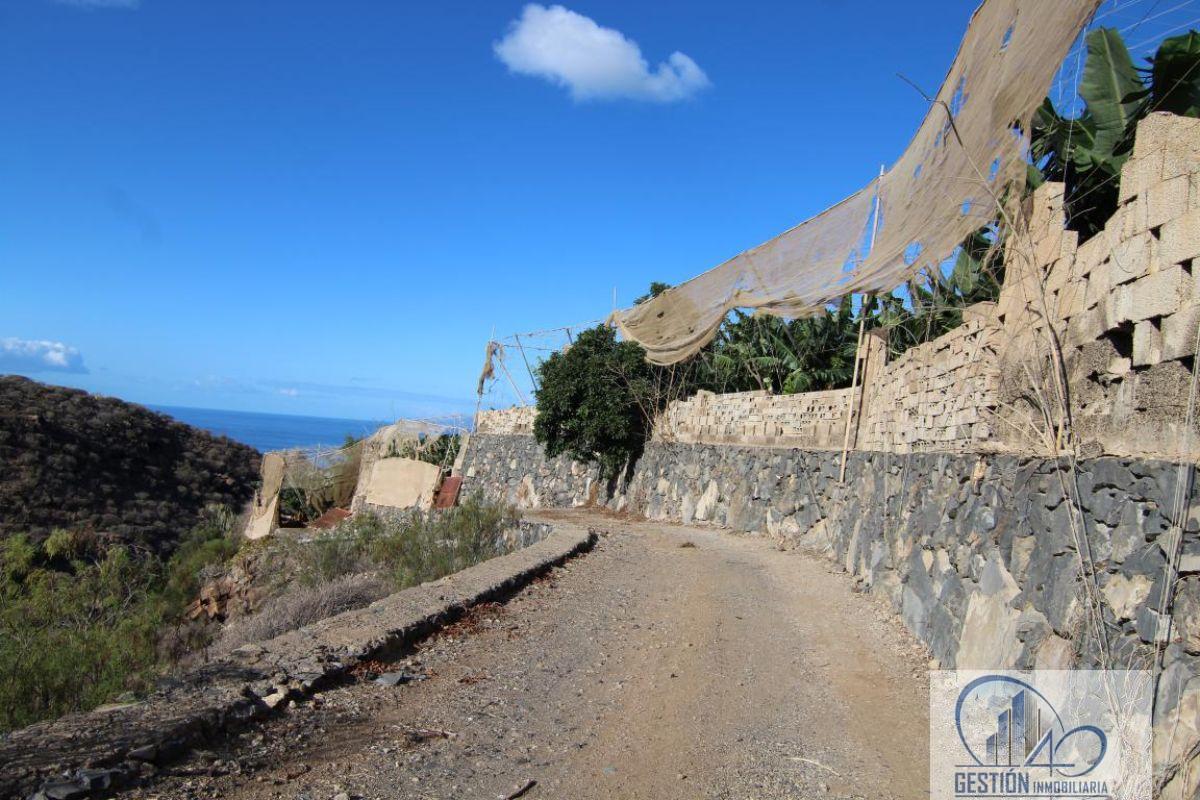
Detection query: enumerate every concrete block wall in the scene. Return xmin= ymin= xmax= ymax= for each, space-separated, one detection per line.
xmin=997 ymin=112 xmax=1200 ymax=462
xmin=655 ymin=387 xmax=854 ymax=448
xmin=649 ymin=113 xmax=1200 ymax=462
xmin=857 ymin=315 xmax=1001 ymax=452
xmin=650 ymin=309 xmax=1000 ymax=455
xmin=475 ymin=406 xmax=536 ymax=435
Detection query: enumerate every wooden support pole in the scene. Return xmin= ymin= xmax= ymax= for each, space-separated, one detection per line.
xmin=839 ymin=165 xmax=885 ymax=484
xmin=838 ymin=308 xmax=870 ymax=484
xmin=495 ymin=345 xmax=529 ymax=407
xmin=513 ymin=333 xmax=539 ymax=394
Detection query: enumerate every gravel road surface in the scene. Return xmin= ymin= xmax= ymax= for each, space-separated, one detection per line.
xmin=125 ymin=512 xmax=930 ymax=800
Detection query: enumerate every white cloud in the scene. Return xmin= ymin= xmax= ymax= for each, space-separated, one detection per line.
xmin=494 ymin=4 xmax=710 ymax=102
xmin=0 ymin=338 xmax=88 ymax=374
xmin=278 ymin=387 xmax=300 ymax=397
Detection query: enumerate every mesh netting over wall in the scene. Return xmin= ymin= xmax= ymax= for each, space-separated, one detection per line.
xmin=611 ymin=0 xmax=1101 ymax=365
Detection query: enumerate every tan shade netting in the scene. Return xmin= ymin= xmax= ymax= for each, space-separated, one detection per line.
xmin=611 ymin=0 xmax=1100 ymax=365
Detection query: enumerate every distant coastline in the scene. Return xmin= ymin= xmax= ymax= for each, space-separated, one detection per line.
xmin=150 ymin=405 xmax=387 ymax=453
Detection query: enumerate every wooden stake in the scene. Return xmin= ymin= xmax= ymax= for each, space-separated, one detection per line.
xmin=839 ymin=165 xmax=885 ymax=484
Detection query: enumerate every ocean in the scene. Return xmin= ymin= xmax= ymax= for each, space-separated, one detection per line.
xmin=151 ymin=405 xmax=388 ymax=453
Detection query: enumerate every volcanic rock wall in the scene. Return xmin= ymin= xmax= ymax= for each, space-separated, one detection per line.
xmin=458 ymin=433 xmax=607 ymax=509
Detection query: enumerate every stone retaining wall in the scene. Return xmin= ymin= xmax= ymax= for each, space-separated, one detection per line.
xmin=626 ymin=441 xmax=1200 ymax=798
xmin=458 ymin=433 xmax=608 ymax=509
xmin=459 ymin=431 xmax=1200 ymax=794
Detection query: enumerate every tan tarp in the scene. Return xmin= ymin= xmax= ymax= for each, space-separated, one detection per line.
xmin=611 ymin=0 xmax=1100 ymax=364
xmin=363 ymin=457 xmax=442 ymax=511
xmin=244 ymin=452 xmax=285 ymax=540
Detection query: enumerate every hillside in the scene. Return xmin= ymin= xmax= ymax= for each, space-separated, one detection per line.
xmin=0 ymin=376 xmax=260 ymax=553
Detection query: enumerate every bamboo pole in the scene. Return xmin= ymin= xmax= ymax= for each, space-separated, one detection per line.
xmin=513 ymin=333 xmax=539 ymax=393
xmin=839 ymin=165 xmax=885 ymax=484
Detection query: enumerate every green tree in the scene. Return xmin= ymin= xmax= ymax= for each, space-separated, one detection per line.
xmin=533 ymin=325 xmax=654 ymax=478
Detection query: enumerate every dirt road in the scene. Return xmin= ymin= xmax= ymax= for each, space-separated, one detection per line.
xmin=127 ymin=513 xmax=930 ymax=800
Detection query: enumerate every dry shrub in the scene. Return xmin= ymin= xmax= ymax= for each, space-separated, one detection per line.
xmin=212 ymin=573 xmax=389 ymax=655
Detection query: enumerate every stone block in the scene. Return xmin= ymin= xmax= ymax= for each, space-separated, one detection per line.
xmin=1161 ymin=143 xmax=1199 ymax=183
xmin=1130 ymin=265 xmax=1191 ymax=321
xmin=1146 ymin=174 xmax=1192 ymax=230
xmin=1029 ymin=182 xmax=1066 ymax=232
xmin=1066 ymin=304 xmax=1106 ymax=345
xmin=1055 ymin=279 xmax=1088 ymax=320
xmin=1119 ymin=151 xmax=1164 ymax=204
xmin=1122 ymin=195 xmax=1150 ymax=238
xmin=1107 ymin=283 xmax=1135 ymax=326
xmin=1162 ymin=303 xmax=1200 ymax=361
xmin=1043 ymin=256 xmax=1072 ymax=294
xmin=1088 ymin=253 xmax=1115 ymax=297
xmin=1109 ymin=230 xmax=1156 ymax=285
xmin=1133 ymin=319 xmax=1164 ymax=367
xmin=1133 ymin=112 xmax=1200 ymax=160
xmin=1034 ymin=227 xmax=1068 ymax=268
xmin=1075 ymin=233 xmax=1109 ymax=280
xmin=1160 ymin=207 xmax=1200 ymax=267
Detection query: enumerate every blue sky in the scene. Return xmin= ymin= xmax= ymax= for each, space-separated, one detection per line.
xmin=1 ymin=0 xmax=984 ymax=419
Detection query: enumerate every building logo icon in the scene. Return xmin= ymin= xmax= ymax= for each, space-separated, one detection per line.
xmin=930 ymin=670 xmax=1151 ymax=800
xmin=958 ymin=675 xmax=1106 ymax=775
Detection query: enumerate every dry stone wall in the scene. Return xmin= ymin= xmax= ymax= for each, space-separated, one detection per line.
xmin=995 ymin=112 xmax=1200 ymax=462
xmin=645 ymin=305 xmax=1003 ymax=455
xmin=645 ymin=114 xmax=1200 ymax=462
xmin=856 ymin=314 xmax=1001 ymax=452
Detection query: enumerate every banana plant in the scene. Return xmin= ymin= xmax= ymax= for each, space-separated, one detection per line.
xmin=1031 ymin=27 xmax=1200 ymax=238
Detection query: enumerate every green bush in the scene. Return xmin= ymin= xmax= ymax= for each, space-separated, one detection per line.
xmin=162 ymin=506 xmax=239 ymax=608
xmin=0 ymin=545 xmax=166 ymax=731
xmin=215 ymin=497 xmax=519 ymax=652
xmin=0 ymin=507 xmax=240 ymax=733
xmin=1032 ymin=27 xmax=1200 ymax=239
xmin=294 ymin=496 xmax=518 ymax=590
xmin=370 ymin=495 xmax=518 ymax=588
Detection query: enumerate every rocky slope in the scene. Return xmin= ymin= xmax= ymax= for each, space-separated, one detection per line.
xmin=0 ymin=376 xmax=259 ymax=552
